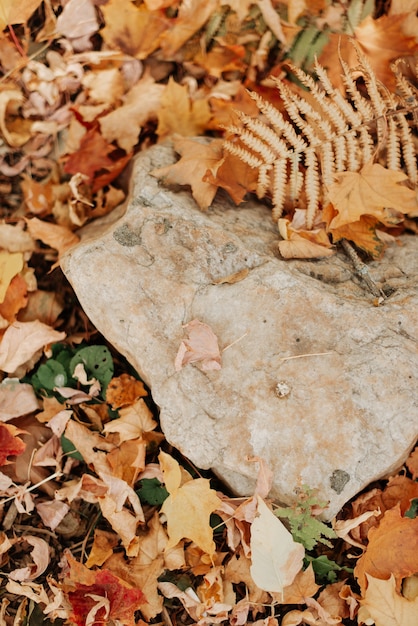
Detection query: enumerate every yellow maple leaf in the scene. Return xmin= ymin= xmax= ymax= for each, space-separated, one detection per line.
xmin=327 ymin=163 xmax=418 ymax=230
xmin=157 ymin=78 xmax=211 ymax=140
xmin=159 ymin=451 xmax=222 ymax=557
xmin=359 ymin=574 xmax=418 ymax=626
xmin=0 ymin=0 xmax=42 ymax=30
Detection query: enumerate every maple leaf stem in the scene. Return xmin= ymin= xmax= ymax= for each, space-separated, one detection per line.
xmin=340 ymin=239 xmax=386 ymax=301
xmin=0 ymin=471 xmax=63 ymax=505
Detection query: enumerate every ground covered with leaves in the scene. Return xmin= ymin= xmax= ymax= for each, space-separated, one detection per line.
xmin=0 ymin=0 xmax=418 ymax=625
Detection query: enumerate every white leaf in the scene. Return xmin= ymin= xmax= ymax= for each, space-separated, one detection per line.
xmin=250 ymin=495 xmax=305 ymax=594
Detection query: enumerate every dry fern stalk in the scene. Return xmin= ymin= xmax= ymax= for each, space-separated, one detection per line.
xmin=223 ymin=45 xmax=418 ymax=231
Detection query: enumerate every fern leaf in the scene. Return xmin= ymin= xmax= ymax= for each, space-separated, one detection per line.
xmin=223 ymin=43 xmax=418 ymax=237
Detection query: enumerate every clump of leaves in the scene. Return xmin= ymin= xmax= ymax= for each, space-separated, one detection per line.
xmin=25 ymin=343 xmax=114 ymax=400
xmin=274 ymin=485 xmax=336 ymax=551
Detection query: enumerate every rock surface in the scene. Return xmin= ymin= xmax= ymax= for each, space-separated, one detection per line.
xmin=61 ymin=143 xmax=418 ymax=520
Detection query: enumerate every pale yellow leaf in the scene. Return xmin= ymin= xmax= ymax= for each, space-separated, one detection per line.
xmin=250 ymin=496 xmax=305 ymax=594
xmin=359 ymin=574 xmax=418 ymax=626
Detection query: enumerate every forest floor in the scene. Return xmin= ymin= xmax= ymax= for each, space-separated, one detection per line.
xmin=0 ymin=1 xmax=418 ymax=625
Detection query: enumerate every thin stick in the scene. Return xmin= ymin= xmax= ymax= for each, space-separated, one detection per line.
xmin=341 ymin=239 xmax=386 ymax=300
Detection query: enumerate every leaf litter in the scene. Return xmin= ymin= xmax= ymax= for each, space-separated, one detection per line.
xmin=0 ymin=0 xmax=417 ymax=624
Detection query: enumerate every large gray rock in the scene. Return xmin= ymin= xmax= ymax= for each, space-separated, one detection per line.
xmin=61 ymin=143 xmax=418 ymax=520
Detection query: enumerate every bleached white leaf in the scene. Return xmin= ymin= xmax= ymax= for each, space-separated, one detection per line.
xmin=250 ymin=495 xmax=305 ymax=594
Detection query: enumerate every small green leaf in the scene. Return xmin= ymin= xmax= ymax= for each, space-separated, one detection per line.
xmin=405 ymin=498 xmax=418 ymax=519
xmin=136 ymin=478 xmax=169 ymax=506
xmin=274 ymin=485 xmax=336 ymax=551
xmin=305 ymin=554 xmax=353 ymax=584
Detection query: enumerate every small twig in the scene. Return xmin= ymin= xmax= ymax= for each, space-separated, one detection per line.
xmin=340 ymin=239 xmax=386 ymax=300
xmin=279 ymin=351 xmax=333 ymax=362
xmin=222 ymin=330 xmax=249 ymax=352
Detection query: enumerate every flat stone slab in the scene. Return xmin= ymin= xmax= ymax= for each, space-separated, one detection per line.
xmin=61 ymin=143 xmax=418 ymax=519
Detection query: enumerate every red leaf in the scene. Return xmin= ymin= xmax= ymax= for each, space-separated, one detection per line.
xmin=68 ymin=568 xmax=146 ymax=626
xmin=0 ymin=423 xmax=26 ymax=466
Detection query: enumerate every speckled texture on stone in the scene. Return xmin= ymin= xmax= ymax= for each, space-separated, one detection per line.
xmin=61 ymin=143 xmax=418 ymax=520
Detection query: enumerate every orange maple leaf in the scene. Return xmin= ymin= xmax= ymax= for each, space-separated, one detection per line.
xmin=151 ymin=137 xmax=224 ymax=210
xmin=327 ymin=163 xmax=418 ymax=230
xmin=354 ymin=504 xmax=418 ymax=595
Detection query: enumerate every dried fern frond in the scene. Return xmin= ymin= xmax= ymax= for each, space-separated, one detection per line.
xmin=223 ymin=43 xmax=418 ymax=229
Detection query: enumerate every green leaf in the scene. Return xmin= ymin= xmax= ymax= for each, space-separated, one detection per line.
xmin=274 ymin=485 xmax=336 ymax=551
xmin=70 ymin=345 xmax=114 ymax=393
xmin=136 ymin=478 xmax=169 ymax=506
xmin=36 ymin=360 xmax=68 ymax=390
xmin=405 ymin=498 xmax=418 ymax=519
xmin=305 ymin=554 xmax=353 ymax=584
xmin=60 ymin=434 xmax=84 ymax=461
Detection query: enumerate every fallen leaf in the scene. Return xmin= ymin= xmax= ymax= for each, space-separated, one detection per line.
xmin=9 ymin=536 xmax=50 ymax=582
xmin=103 ymin=398 xmax=156 ymax=442
xmin=174 ymin=318 xmax=222 ymax=372
xmin=354 ymin=504 xmax=418 ymax=594
xmin=0 ymin=320 xmax=66 ymax=375
xmin=0 ymin=274 xmax=28 ymax=323
xmin=159 ymin=451 xmax=222 ymax=556
xmin=0 ymin=379 xmax=39 ymax=421
xmin=66 ymin=565 xmax=146 ymax=626
xmin=157 ymin=78 xmax=211 ymax=140
xmin=105 ymin=373 xmax=147 ymax=409
xmin=159 ymin=0 xmax=218 ymax=56
xmin=271 ymin=564 xmax=320 ymax=604
xmin=101 ymin=0 xmax=168 ymax=58
xmin=0 ymin=422 xmax=26 ymax=465
xmin=0 ymin=251 xmax=23 ymax=303
xmin=85 ymin=529 xmax=119 ymax=568
xmin=99 ymin=73 xmax=165 ymax=152
xmin=56 ymin=0 xmax=99 ymax=44
xmin=26 ymin=218 xmax=79 ymax=260
xmin=152 ymin=136 xmax=224 ymax=210
xmin=250 ymin=495 xmax=305 ymax=595
xmin=359 ymin=574 xmax=418 ymax=626
xmin=327 ymin=163 xmax=418 ymax=229
xmin=0 ymin=0 xmax=43 ymax=29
